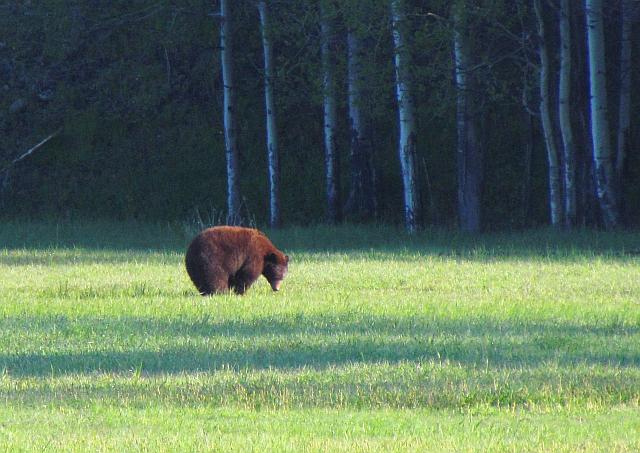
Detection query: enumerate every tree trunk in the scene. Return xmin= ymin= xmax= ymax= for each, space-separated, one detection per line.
xmin=345 ymin=31 xmax=376 ymax=221
xmin=572 ymin=6 xmax=597 ymax=227
xmin=585 ymin=0 xmax=619 ymax=229
xmin=616 ymin=0 xmax=633 ymax=192
xmin=453 ymin=1 xmax=483 ymax=233
xmin=534 ymin=0 xmax=563 ymax=227
xmin=558 ymin=0 xmax=576 ymax=228
xmin=258 ymin=1 xmax=280 ymax=228
xmin=220 ymin=0 xmax=241 ymax=223
xmin=390 ymin=0 xmax=419 ymax=233
xmin=320 ymin=0 xmax=340 ymax=223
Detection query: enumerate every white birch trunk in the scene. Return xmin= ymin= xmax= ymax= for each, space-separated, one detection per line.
xmin=558 ymin=0 xmax=576 ymax=227
xmin=454 ymin=2 xmax=482 ymax=233
xmin=585 ymin=0 xmax=619 ymax=229
xmin=220 ymin=0 xmax=241 ymax=222
xmin=534 ymin=0 xmax=563 ymax=227
xmin=616 ymin=0 xmax=633 ymax=181
xmin=390 ymin=0 xmax=419 ymax=233
xmin=258 ymin=1 xmax=280 ymax=228
xmin=320 ymin=1 xmax=340 ymax=223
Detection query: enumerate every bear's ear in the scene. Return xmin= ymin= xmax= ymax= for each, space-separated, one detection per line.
xmin=285 ymin=255 xmax=289 ymax=264
xmin=265 ymin=253 xmax=278 ymax=263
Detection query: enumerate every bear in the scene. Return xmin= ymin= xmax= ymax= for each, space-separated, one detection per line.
xmin=185 ymin=226 xmax=289 ymax=295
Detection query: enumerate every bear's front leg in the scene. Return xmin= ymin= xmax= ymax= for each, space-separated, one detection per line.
xmin=231 ymin=259 xmax=262 ymax=295
xmin=230 ymin=271 xmax=258 ymax=294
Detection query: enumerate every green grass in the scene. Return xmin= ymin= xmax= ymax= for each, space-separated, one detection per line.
xmin=1 ymin=221 xmax=639 ymax=451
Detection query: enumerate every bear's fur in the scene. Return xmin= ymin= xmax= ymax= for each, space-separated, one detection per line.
xmin=185 ymin=226 xmax=289 ymax=295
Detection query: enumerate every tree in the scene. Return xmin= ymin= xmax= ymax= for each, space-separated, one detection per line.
xmin=453 ymin=1 xmax=483 ymax=233
xmin=570 ymin=5 xmax=598 ymax=227
xmin=390 ymin=0 xmax=419 ymax=233
xmin=320 ymin=0 xmax=341 ymax=223
xmin=585 ymin=0 xmax=619 ymax=229
xmin=220 ymin=0 xmax=241 ymax=222
xmin=345 ymin=29 xmax=377 ymax=221
xmin=534 ymin=0 xmax=563 ymax=227
xmin=258 ymin=0 xmax=280 ymax=228
xmin=5 ymin=1 xmax=640 ymax=228
xmin=558 ymin=0 xmax=576 ymax=228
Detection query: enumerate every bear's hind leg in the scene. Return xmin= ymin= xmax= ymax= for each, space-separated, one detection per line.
xmin=186 ymin=260 xmax=212 ymax=295
xmin=196 ymin=282 xmax=212 ymax=296
xmin=202 ymin=265 xmax=230 ymax=295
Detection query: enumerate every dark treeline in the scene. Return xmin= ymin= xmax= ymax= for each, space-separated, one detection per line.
xmin=1 ymin=1 xmax=638 ymax=230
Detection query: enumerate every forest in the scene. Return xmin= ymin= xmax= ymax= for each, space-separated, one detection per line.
xmin=1 ymin=0 xmax=638 ymax=231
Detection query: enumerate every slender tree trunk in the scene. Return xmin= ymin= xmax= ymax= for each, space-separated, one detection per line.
xmin=453 ymin=2 xmax=483 ymax=233
xmin=572 ymin=6 xmax=596 ymax=226
xmin=258 ymin=1 xmax=280 ymax=228
xmin=585 ymin=0 xmax=619 ymax=229
xmin=220 ymin=0 xmax=241 ymax=223
xmin=346 ymin=31 xmax=376 ymax=221
xmin=616 ymin=0 xmax=633 ymax=189
xmin=558 ymin=0 xmax=576 ymax=228
xmin=534 ymin=0 xmax=563 ymax=227
xmin=390 ymin=0 xmax=419 ymax=233
xmin=320 ymin=1 xmax=340 ymax=223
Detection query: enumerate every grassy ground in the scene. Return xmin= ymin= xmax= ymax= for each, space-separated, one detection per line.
xmin=1 ymin=221 xmax=639 ymax=451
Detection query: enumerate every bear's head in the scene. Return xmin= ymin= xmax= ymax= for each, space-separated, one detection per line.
xmin=263 ymin=252 xmax=289 ymax=291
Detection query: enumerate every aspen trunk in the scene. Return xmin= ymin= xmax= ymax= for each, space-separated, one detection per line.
xmin=572 ymin=7 xmax=597 ymax=226
xmin=534 ymin=0 xmax=563 ymax=227
xmin=220 ymin=0 xmax=241 ymax=222
xmin=258 ymin=1 xmax=280 ymax=228
xmin=585 ymin=0 xmax=619 ymax=229
xmin=320 ymin=1 xmax=340 ymax=223
xmin=390 ymin=0 xmax=419 ymax=233
xmin=558 ymin=0 xmax=576 ymax=228
xmin=454 ymin=2 xmax=483 ymax=233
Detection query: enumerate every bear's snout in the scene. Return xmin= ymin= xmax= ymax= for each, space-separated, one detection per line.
xmin=270 ymin=280 xmax=282 ymax=291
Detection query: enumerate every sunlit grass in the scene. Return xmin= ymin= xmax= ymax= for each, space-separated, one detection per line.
xmin=2 ymin=406 xmax=639 ymax=452
xmin=1 ymin=221 xmax=639 ymax=450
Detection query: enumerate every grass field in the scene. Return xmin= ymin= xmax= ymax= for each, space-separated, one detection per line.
xmin=1 ymin=221 xmax=639 ymax=451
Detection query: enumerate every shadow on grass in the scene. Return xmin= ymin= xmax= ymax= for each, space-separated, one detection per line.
xmin=0 ymin=221 xmax=187 ymax=252
xmin=2 ymin=314 xmax=638 ymax=376
xmin=1 ymin=222 xmax=640 ymax=266
xmin=0 ymin=250 xmax=178 ymax=267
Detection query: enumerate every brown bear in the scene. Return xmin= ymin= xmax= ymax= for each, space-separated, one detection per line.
xmin=185 ymin=226 xmax=289 ymax=295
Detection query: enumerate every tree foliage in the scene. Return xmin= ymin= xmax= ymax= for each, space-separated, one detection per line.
xmin=1 ymin=0 xmax=638 ymax=229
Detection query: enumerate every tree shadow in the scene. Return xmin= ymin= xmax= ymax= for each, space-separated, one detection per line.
xmin=0 ymin=227 xmax=640 ymax=267
xmin=0 ymin=250 xmax=177 ymax=267
xmin=1 ymin=222 xmax=639 ymax=265
xmin=2 ymin=314 xmax=638 ymax=376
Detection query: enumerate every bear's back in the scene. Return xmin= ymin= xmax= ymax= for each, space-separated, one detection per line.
xmin=188 ymin=226 xmax=276 ymax=266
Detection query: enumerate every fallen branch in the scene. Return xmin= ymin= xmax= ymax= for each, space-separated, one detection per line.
xmin=0 ymin=128 xmax=62 ymax=175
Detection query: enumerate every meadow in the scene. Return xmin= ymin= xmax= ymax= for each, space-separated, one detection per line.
xmin=0 ymin=221 xmax=639 ymax=451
